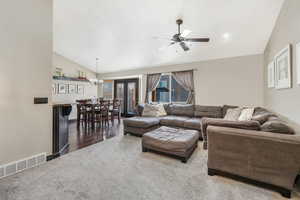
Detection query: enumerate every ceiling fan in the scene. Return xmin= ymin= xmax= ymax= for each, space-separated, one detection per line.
xmin=157 ymin=19 xmax=210 ymax=51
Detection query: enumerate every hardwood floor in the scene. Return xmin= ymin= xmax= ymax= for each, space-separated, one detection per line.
xmin=65 ymin=119 xmax=122 ymax=154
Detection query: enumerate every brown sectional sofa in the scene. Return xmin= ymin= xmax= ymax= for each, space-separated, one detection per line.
xmin=123 ymin=103 xmax=299 ymax=198
xmin=207 ymin=126 xmax=300 ymax=198
xmin=123 ymin=104 xmax=222 ymax=138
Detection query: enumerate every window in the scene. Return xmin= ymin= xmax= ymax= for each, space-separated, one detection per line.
xmin=152 ymin=74 xmax=189 ymax=103
xmin=152 ymin=75 xmax=170 ymax=102
xmin=171 ymin=77 xmax=189 ymax=102
xmin=103 ymin=80 xmax=113 ymax=99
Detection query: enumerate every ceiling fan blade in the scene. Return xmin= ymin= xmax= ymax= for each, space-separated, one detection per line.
xmin=179 ymin=42 xmax=189 ymax=51
xmin=158 ymin=42 xmax=176 ymax=51
xmin=184 ymin=38 xmax=210 ymax=42
xmin=152 ymin=36 xmax=171 ymax=41
xmin=181 ymin=29 xmax=192 ymax=37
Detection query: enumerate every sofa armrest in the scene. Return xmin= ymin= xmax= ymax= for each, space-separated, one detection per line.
xmin=207 ymin=126 xmax=300 ymax=190
xmin=201 ymin=118 xmax=260 ymax=149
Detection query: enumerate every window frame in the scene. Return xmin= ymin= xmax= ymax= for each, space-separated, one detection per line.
xmin=151 ymin=73 xmax=188 ymax=104
xmin=102 ymin=80 xmax=114 ymax=100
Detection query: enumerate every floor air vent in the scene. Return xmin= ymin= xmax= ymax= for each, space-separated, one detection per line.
xmin=27 ymin=157 xmax=36 ymax=168
xmin=0 ymin=167 xmax=5 ymax=178
xmin=36 ymin=154 xmax=46 ymax=165
xmin=17 ymin=160 xmax=27 ymax=172
xmin=5 ymin=163 xmax=17 ymax=176
xmin=0 ymin=153 xmax=46 ymax=179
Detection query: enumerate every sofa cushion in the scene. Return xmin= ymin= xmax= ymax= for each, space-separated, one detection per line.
xmin=142 ymin=104 xmax=167 ymax=117
xmin=163 ymin=103 xmax=171 ymax=115
xmin=194 ymin=105 xmax=222 ymax=118
xmin=253 ymin=107 xmax=271 ymax=115
xmin=160 ymin=115 xmax=190 ymax=127
xmin=168 ymin=104 xmax=194 ymax=117
xmin=124 ymin=125 xmax=159 ymax=136
xmin=201 ymin=118 xmax=261 ymax=149
xmin=261 ymin=120 xmax=295 ymax=135
xmin=222 ymin=105 xmax=238 ymax=117
xmin=123 ymin=117 xmax=160 ymax=128
xmin=183 ymin=118 xmax=202 ymax=130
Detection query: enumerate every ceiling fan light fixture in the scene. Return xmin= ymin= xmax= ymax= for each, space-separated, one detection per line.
xmin=155 ymin=19 xmax=210 ymax=52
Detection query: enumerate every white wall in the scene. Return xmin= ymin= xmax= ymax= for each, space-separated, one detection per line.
xmin=52 ymin=53 xmax=98 ymax=120
xmin=264 ymin=0 xmax=300 ymax=130
xmin=99 ymin=54 xmax=264 ymax=107
xmin=0 ymin=0 xmax=52 ymax=164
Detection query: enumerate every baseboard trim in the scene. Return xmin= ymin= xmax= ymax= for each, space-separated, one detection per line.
xmin=46 ymin=144 xmax=69 ymax=162
xmin=208 ymin=168 xmax=291 ymax=198
xmin=0 ymin=153 xmax=47 ymax=179
xmin=46 ymin=153 xmax=60 ymax=161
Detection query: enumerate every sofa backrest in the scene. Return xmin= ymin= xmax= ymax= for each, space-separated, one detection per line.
xmin=194 ymin=105 xmax=223 ymax=118
xmin=167 ymin=104 xmax=194 ymax=117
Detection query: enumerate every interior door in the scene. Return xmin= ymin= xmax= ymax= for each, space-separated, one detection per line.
xmin=114 ymin=79 xmax=139 ymax=117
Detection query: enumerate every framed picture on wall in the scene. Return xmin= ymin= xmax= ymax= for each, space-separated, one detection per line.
xmin=52 ymin=83 xmax=57 ymax=94
xmin=68 ymin=84 xmax=76 ymax=94
xmin=297 ymin=42 xmax=300 ymax=85
xmin=58 ymin=84 xmax=67 ymax=94
xmin=77 ymin=85 xmax=84 ymax=95
xmin=275 ymin=44 xmax=291 ymax=89
xmin=267 ymin=61 xmax=275 ymax=88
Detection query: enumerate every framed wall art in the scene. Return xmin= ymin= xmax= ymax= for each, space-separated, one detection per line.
xmin=267 ymin=61 xmax=275 ymax=88
xmin=296 ymin=42 xmax=300 ymax=85
xmin=68 ymin=84 xmax=76 ymax=94
xmin=52 ymin=83 xmax=57 ymax=94
xmin=77 ymin=85 xmax=84 ymax=95
xmin=58 ymin=84 xmax=67 ymax=94
xmin=275 ymin=44 xmax=291 ymax=89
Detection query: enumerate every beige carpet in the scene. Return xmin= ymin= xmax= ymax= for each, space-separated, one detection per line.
xmin=0 ymin=133 xmax=300 ymax=200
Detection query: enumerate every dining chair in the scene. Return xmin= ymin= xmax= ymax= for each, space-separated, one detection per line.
xmin=76 ymin=103 xmax=91 ymax=128
xmin=109 ymin=99 xmax=121 ymax=123
xmin=93 ymin=101 xmax=110 ymax=128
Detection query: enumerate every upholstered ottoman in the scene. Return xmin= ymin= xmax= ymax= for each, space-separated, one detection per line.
xmin=142 ymin=126 xmax=199 ymax=163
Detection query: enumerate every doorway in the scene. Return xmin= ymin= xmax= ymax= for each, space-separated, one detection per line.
xmin=114 ymin=78 xmax=139 ymax=117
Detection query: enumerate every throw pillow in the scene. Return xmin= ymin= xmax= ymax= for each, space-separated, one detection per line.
xmin=251 ymin=113 xmax=275 ymax=124
xmin=261 ymin=120 xmax=295 ymax=135
xmin=224 ymin=108 xmax=242 ymax=121
xmin=238 ymin=108 xmax=254 ymax=121
xmin=222 ymin=105 xmax=238 ymax=117
xmin=142 ymin=104 xmax=167 ymax=117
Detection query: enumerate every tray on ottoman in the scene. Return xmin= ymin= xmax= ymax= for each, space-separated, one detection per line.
xmin=142 ymin=126 xmax=199 ymax=163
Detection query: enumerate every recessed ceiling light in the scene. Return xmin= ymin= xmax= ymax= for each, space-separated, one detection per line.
xmin=222 ymin=33 xmax=231 ymax=40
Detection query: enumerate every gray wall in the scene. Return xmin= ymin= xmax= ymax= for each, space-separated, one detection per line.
xmin=264 ymin=0 xmax=300 ymax=128
xmin=99 ymin=54 xmax=264 ymax=107
xmin=0 ymin=0 xmax=53 ymax=165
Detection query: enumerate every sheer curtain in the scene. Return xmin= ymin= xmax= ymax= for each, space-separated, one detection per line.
xmin=172 ymin=70 xmax=195 ymax=104
xmin=144 ymin=73 xmax=161 ymax=103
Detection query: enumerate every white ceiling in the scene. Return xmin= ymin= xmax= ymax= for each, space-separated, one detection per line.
xmin=54 ymin=0 xmax=284 ymax=73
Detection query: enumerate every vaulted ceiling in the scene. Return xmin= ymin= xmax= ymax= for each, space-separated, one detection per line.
xmin=54 ymin=0 xmax=284 ymax=73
